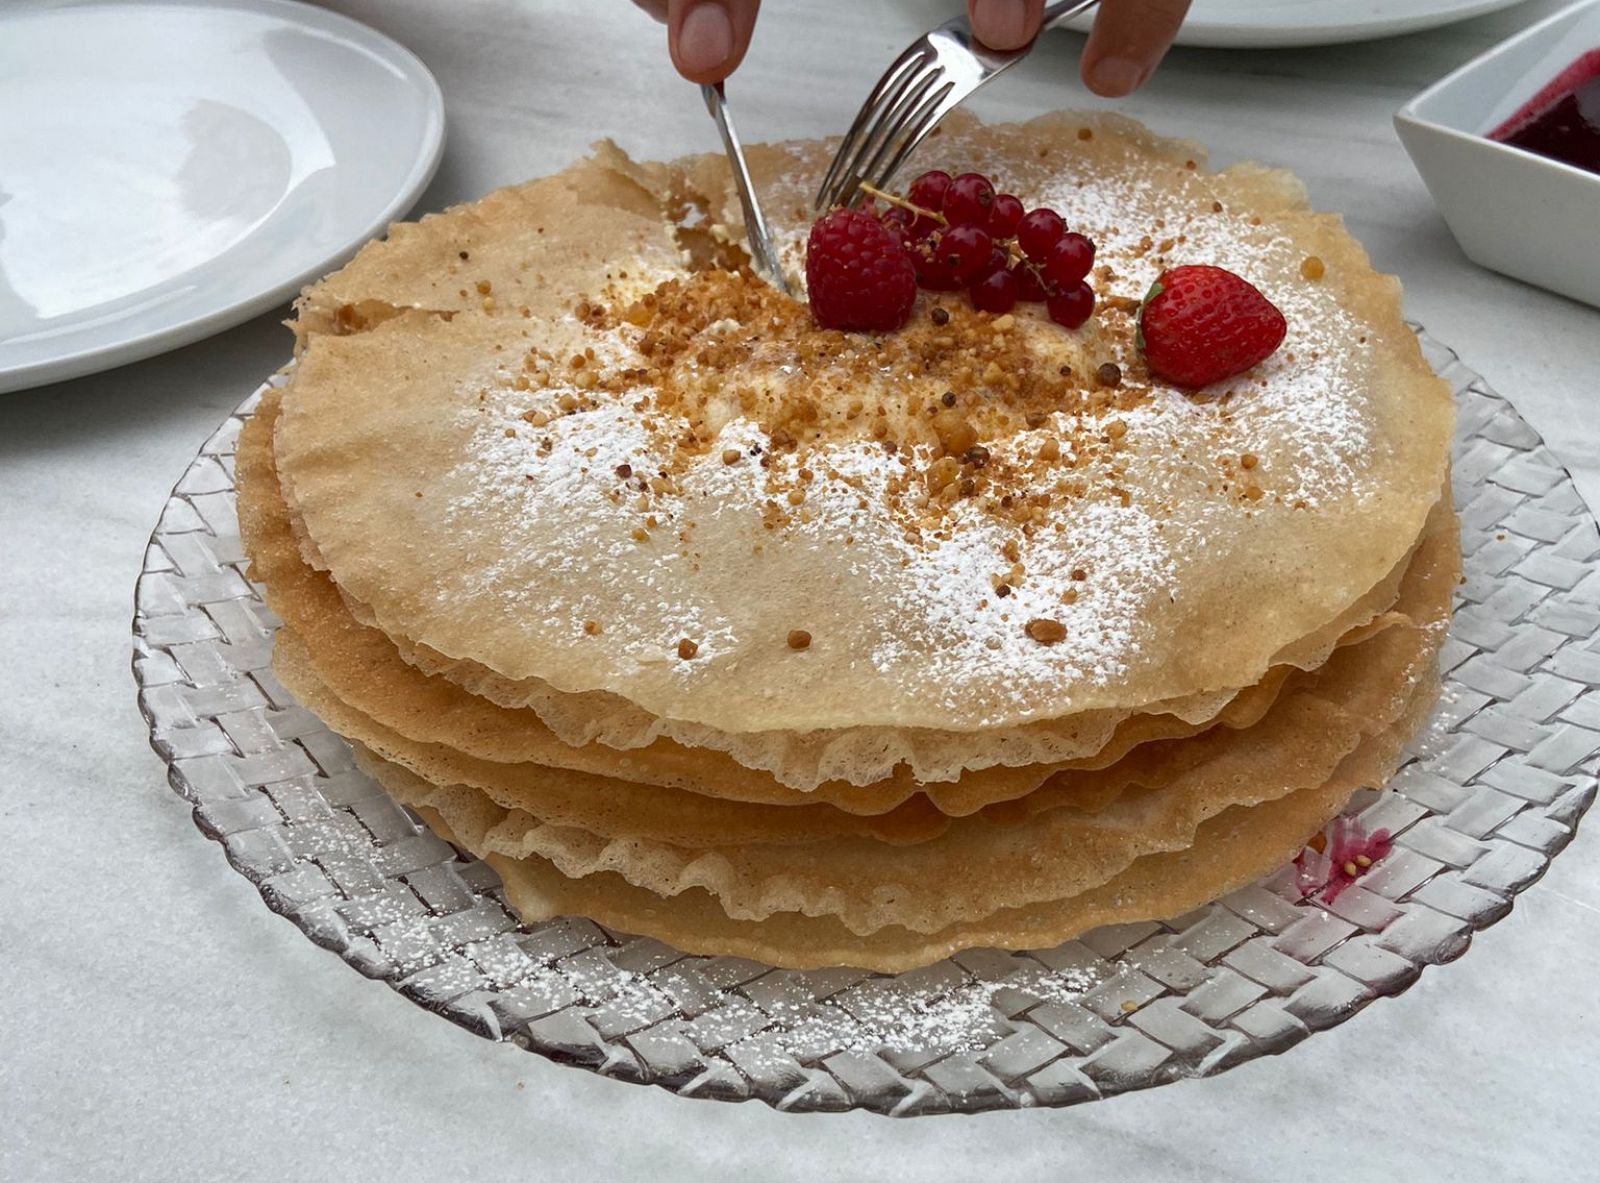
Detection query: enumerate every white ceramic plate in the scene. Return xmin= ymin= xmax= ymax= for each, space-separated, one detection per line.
xmin=0 ymin=0 xmax=445 ymax=394
xmin=1065 ymin=0 xmax=1532 ymax=48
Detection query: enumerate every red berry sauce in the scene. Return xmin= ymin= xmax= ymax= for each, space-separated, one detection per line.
xmin=1488 ymin=48 xmax=1600 ymax=175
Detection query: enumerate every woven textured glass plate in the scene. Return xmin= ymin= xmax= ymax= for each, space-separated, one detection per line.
xmin=132 ymin=328 xmax=1599 ymax=1116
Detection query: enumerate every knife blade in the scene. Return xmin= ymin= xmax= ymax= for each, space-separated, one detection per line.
xmin=701 ymin=82 xmax=792 ymax=297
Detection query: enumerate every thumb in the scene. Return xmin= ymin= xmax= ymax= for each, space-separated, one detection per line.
xmin=667 ymin=0 xmax=761 ymax=84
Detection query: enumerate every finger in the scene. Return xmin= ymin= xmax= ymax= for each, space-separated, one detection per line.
xmin=1081 ymin=0 xmax=1191 ymax=96
xmin=633 ymin=0 xmax=669 ymax=23
xmin=966 ymin=0 xmax=1046 ymax=51
xmin=667 ymin=0 xmax=761 ymax=84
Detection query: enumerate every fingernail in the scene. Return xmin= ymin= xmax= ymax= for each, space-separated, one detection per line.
xmin=679 ymin=3 xmax=733 ymax=73
xmin=1086 ymin=55 xmax=1146 ymax=96
xmin=972 ymin=0 xmax=1031 ymax=49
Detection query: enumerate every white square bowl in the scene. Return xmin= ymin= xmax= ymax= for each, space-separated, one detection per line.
xmin=1395 ymin=0 xmax=1600 ymax=308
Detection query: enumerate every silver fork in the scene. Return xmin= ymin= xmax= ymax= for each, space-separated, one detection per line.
xmin=815 ymin=0 xmax=1101 ymax=211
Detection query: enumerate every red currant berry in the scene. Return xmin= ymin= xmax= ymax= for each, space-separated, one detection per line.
xmin=942 ymin=172 xmax=996 ymax=226
xmin=1043 ymin=232 xmax=1095 ymax=288
xmin=1046 ymin=282 xmax=1095 ymax=329
xmin=1017 ymin=208 xmax=1066 ymax=260
xmin=970 ymin=267 xmax=1019 ymax=314
xmin=975 ymin=247 xmax=1009 ymax=282
xmin=878 ymin=215 xmax=911 ymax=251
xmin=1011 ymin=262 xmax=1050 ymax=303
xmin=906 ymin=169 xmax=953 ymax=212
xmin=913 ymin=234 xmax=966 ymax=290
xmin=887 ymin=206 xmax=940 ymax=241
xmin=937 ymin=223 xmax=993 ymax=282
xmin=987 ymin=193 xmax=1024 ymax=239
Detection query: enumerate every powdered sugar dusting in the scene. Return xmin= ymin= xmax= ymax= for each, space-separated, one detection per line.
xmin=417 ymin=123 xmax=1402 ymax=731
xmin=459 ymin=919 xmax=1105 ymax=1059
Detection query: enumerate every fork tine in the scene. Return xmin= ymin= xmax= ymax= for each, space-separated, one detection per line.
xmin=829 ymin=67 xmax=942 ymax=208
xmin=814 ymin=47 xmax=929 ymax=210
xmin=837 ymin=78 xmax=955 ymax=209
xmin=862 ymin=83 xmax=962 ymax=197
xmin=815 ymin=49 xmax=926 ymax=208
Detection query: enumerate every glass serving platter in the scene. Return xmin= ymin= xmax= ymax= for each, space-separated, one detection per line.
xmin=132 ymin=328 xmax=1598 ymax=1115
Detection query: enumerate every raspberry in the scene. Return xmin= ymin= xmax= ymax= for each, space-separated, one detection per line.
xmin=1047 ymin=282 xmax=1095 ymax=329
xmin=987 ymin=193 xmax=1024 ymax=239
xmin=906 ymin=169 xmax=953 ymax=211
xmin=942 ymin=172 xmax=996 ymax=226
xmin=970 ymin=266 xmax=1019 ymax=314
xmin=1137 ymin=265 xmax=1287 ymax=387
xmin=1043 ymin=232 xmax=1095 ymax=287
xmin=805 ymin=208 xmax=918 ymax=332
xmin=1016 ymin=208 xmax=1066 ymax=260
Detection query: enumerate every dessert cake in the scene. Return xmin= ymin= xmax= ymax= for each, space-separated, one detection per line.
xmin=238 ymin=112 xmax=1457 ymax=972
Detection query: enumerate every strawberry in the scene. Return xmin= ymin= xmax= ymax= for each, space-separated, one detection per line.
xmin=805 ymin=209 xmax=918 ymax=332
xmin=1137 ymin=265 xmax=1286 ymax=388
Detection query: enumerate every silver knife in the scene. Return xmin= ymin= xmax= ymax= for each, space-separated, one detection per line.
xmin=700 ymin=82 xmax=792 ymax=297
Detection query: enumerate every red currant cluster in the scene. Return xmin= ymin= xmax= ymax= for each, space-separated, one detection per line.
xmin=872 ymin=170 xmax=1097 ymax=328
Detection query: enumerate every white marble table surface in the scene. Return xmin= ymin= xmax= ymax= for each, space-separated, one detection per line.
xmin=4 ymin=1 xmax=1598 ymax=1178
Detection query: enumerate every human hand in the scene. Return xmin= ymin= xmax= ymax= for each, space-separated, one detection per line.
xmin=965 ymin=0 xmax=1192 ymax=97
xmin=631 ymin=1 xmax=762 ymax=85
xmin=633 ymin=0 xmax=1189 ymax=95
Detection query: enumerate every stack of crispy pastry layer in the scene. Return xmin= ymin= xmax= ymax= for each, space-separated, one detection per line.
xmin=239 ymin=113 xmax=1458 ymax=972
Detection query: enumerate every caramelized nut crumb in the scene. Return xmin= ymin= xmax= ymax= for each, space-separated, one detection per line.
xmin=787 ymin=629 xmax=812 ymax=651
xmin=676 ymin=638 xmax=700 ymax=660
xmin=721 ymin=448 xmax=742 ymax=465
xmin=1096 ymin=363 xmax=1122 ymax=389
xmin=1026 ymin=617 xmax=1067 ymax=644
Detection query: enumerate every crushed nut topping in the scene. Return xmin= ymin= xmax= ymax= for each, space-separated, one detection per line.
xmin=1025 ymin=618 xmax=1067 ymax=644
